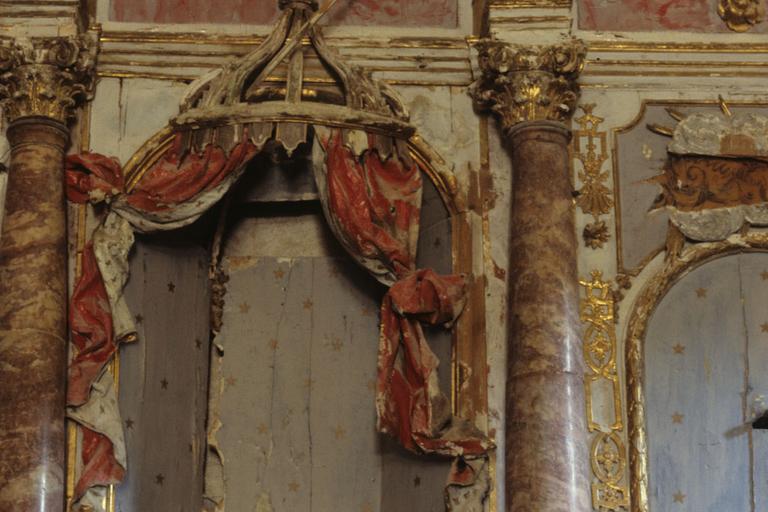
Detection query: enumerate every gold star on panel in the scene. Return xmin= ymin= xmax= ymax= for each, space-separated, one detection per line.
xmin=225 ymin=376 xmax=238 ymax=388
xmin=125 ymin=418 xmax=134 ymax=430
xmin=761 ymin=322 xmax=768 ymax=333
xmin=366 ymin=379 xmax=377 ymax=392
xmin=257 ymin=423 xmax=269 ymax=435
xmin=288 ymin=481 xmax=300 ymax=492
xmin=672 ymin=412 xmax=684 ymax=424
xmin=334 ymin=425 xmax=347 ymax=440
xmin=269 ymin=339 xmax=279 ymax=351
xmin=274 ymin=268 xmax=286 ymax=279
xmin=762 ymin=270 xmax=768 ymax=280
xmin=155 ymin=473 xmax=165 ymax=485
xmin=160 ymin=378 xmax=169 ymax=390
xmin=695 ymin=288 xmax=707 ymax=298
xmin=361 ymin=503 xmax=374 ymax=512
xmin=167 ymin=282 xmax=176 ymax=293
xmin=303 ymin=299 xmax=314 ymax=310
xmin=673 ymin=344 xmax=686 ymax=355
xmin=673 ymin=491 xmax=686 ymax=504
xmin=304 ymin=378 xmax=315 ymax=389
xmin=239 ymin=302 xmax=251 ymax=314
xmin=135 ymin=314 xmax=144 ymax=324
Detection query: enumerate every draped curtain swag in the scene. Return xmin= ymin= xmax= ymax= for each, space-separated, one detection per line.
xmin=66 ymin=125 xmax=490 ymax=509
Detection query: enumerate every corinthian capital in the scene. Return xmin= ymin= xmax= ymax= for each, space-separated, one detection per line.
xmin=0 ymin=35 xmax=98 ymax=125
xmin=471 ymin=39 xmax=586 ymax=132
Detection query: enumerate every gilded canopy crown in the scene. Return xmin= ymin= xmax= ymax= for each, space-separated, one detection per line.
xmin=171 ymin=0 xmax=412 ymax=155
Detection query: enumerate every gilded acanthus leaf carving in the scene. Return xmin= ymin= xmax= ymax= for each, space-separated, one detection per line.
xmin=0 ymin=35 xmax=98 ymax=124
xmin=470 ymin=38 xmax=586 ymax=131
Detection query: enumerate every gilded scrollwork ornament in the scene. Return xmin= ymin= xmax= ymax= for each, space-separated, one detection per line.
xmin=573 ymin=103 xmax=614 ymax=249
xmin=0 ymin=35 xmax=98 ymax=124
xmin=717 ymin=0 xmax=765 ymax=32
xmin=580 ymin=270 xmax=630 ymax=511
xmin=470 ymin=38 xmax=586 ymax=131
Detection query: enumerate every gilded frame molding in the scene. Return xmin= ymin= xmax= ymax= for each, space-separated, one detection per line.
xmin=624 ymin=233 xmax=768 ymax=512
xmin=611 ymin=99 xmax=768 ymax=279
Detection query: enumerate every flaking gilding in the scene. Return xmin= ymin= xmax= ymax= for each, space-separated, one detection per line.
xmin=470 ymin=38 xmax=586 ymax=131
xmin=0 ymin=35 xmax=98 ymax=125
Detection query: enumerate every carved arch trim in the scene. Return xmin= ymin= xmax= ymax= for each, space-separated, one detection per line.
xmin=624 ymin=233 xmax=768 ymax=512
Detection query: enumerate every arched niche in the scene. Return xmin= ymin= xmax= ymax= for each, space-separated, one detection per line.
xmin=624 ymin=235 xmax=768 ymax=512
xmin=111 ymin=130 xmax=474 ymax=512
xmin=65 ymin=4 xmax=490 ymax=510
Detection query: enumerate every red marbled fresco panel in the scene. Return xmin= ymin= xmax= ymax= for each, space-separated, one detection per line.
xmin=110 ymin=0 xmax=458 ymax=27
xmin=579 ymin=0 xmax=768 ymax=32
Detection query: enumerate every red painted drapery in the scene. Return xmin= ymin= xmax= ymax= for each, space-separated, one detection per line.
xmin=316 ymin=129 xmax=490 ymax=481
xmin=66 ymin=126 xmax=489 ymax=505
xmin=65 ymin=134 xmax=259 ymax=501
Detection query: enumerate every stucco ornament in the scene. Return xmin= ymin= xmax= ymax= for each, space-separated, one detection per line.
xmin=470 ymin=38 xmax=586 ymax=131
xmin=717 ymin=0 xmax=765 ymax=32
xmin=651 ymin=100 xmax=768 ymax=241
xmin=0 ymin=35 xmax=97 ymax=124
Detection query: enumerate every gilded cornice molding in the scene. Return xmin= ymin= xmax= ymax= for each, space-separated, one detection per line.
xmin=0 ymin=35 xmax=98 ymax=125
xmin=470 ymin=39 xmax=586 ymax=132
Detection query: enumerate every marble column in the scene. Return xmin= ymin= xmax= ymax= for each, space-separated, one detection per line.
xmin=0 ymin=37 xmax=96 ymax=511
xmin=472 ymin=40 xmax=591 ymax=512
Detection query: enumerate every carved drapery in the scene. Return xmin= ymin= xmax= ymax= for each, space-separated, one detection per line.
xmin=66 ymin=123 xmax=492 ymax=510
xmin=61 ymin=1 xmax=490 ymax=509
xmin=472 ymin=39 xmax=592 ymax=512
xmin=0 ymin=35 xmax=96 ymax=512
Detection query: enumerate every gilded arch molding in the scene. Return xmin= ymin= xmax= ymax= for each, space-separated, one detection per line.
xmin=624 ymin=233 xmax=768 ymax=512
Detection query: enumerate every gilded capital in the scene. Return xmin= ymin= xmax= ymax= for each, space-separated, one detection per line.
xmin=470 ymin=39 xmax=586 ymax=132
xmin=0 ymin=35 xmax=98 ymax=125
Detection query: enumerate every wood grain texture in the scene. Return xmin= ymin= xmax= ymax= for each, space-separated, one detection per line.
xmin=116 ymin=236 xmax=211 ymax=512
xmin=645 ymin=252 xmax=768 ymax=511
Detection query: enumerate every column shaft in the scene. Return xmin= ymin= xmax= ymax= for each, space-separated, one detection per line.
xmin=504 ymin=121 xmax=590 ymax=511
xmin=0 ymin=117 xmax=70 ymax=511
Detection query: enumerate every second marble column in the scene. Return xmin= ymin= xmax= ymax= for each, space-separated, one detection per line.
xmin=472 ymin=39 xmax=591 ymax=512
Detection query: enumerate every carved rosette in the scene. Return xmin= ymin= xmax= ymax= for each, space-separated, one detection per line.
xmin=471 ymin=39 xmax=586 ymax=132
xmin=0 ymin=35 xmax=98 ymax=125
xmin=718 ymin=0 xmax=765 ymax=32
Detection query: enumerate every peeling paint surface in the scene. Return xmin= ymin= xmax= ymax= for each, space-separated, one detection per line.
xmin=109 ymin=0 xmax=459 ymax=27
xmin=209 ymin=211 xmax=384 ymax=511
xmin=578 ymin=0 xmax=768 ymax=32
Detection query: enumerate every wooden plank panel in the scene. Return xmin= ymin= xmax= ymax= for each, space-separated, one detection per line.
xmin=117 ymin=236 xmax=211 ymax=512
xmin=645 ymin=255 xmax=751 ymax=511
xmin=738 ymin=252 xmax=768 ymax=512
xmin=215 ymin=220 xmax=388 ymax=510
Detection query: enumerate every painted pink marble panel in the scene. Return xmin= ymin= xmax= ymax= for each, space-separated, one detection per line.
xmin=110 ymin=0 xmax=458 ymax=27
xmin=579 ymin=0 xmax=768 ymax=32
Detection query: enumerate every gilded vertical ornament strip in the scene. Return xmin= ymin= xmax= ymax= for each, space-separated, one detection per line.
xmin=580 ymin=271 xmax=629 ymax=511
xmin=573 ymin=104 xmax=613 ymax=250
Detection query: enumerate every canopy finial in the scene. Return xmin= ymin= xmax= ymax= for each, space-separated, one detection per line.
xmin=279 ymin=0 xmax=319 ymax=11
